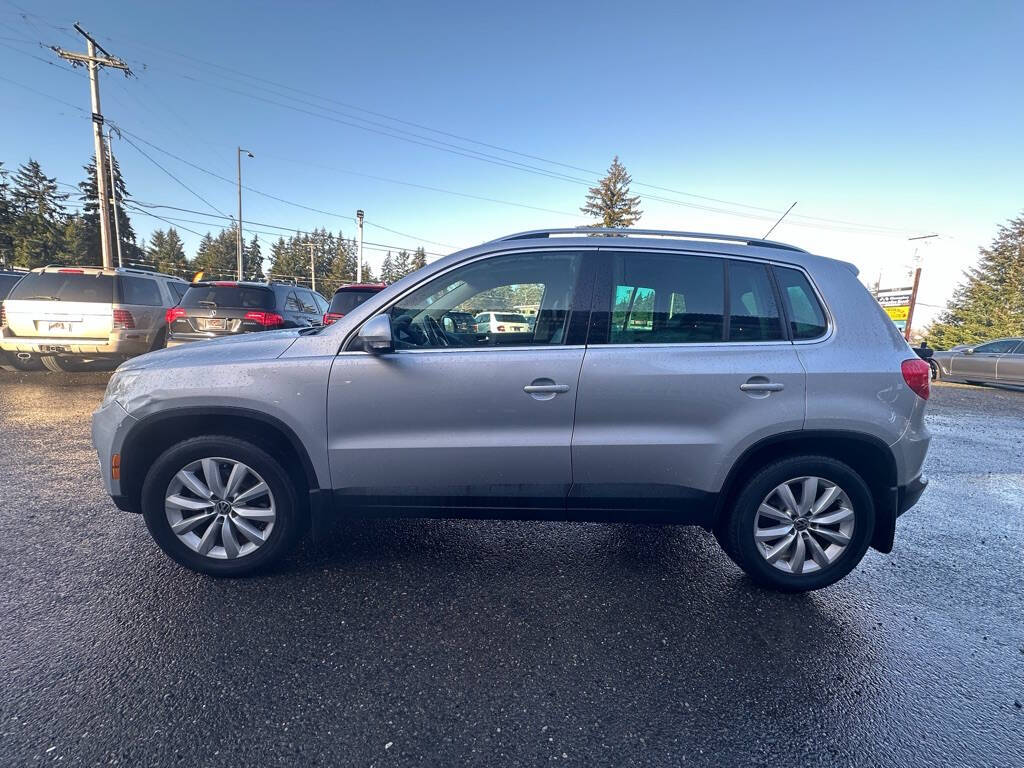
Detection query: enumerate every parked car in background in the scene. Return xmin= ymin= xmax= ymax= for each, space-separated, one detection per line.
xmin=166 ymin=281 xmax=328 ymax=346
xmin=474 ymin=311 xmax=531 ymax=334
xmin=441 ymin=310 xmax=477 ymax=333
xmin=931 ymin=338 xmax=1024 ymax=385
xmin=323 ymin=283 xmax=387 ymax=325
xmin=94 ymin=227 xmax=930 ymax=592
xmin=0 ymin=269 xmax=44 ymax=371
xmin=0 ymin=266 xmax=187 ymax=371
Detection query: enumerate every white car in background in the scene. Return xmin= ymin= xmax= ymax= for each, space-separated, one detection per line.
xmin=474 ymin=311 xmax=530 ymax=334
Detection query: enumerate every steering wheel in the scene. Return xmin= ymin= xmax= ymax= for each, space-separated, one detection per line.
xmin=422 ymin=315 xmax=449 ymax=347
xmin=392 ymin=314 xmax=426 ymax=347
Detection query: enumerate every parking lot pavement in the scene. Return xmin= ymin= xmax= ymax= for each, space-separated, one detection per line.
xmin=1 ymin=372 xmax=1022 ymax=767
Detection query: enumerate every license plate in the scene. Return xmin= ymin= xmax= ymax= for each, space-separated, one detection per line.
xmin=47 ymin=321 xmax=69 ymax=333
xmin=202 ymin=318 xmax=227 ymax=330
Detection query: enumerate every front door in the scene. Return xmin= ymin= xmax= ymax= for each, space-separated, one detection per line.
xmin=951 ymin=339 xmax=1018 ymax=382
xmin=326 ymin=249 xmax=592 ymax=515
xmin=570 ymin=250 xmax=807 ymax=523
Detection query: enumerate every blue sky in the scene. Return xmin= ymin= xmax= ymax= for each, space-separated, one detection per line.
xmin=2 ymin=0 xmax=1021 ymax=322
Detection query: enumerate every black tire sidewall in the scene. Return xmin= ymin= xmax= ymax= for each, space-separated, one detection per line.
xmin=727 ymin=456 xmax=875 ymax=592
xmin=141 ymin=435 xmax=303 ymax=576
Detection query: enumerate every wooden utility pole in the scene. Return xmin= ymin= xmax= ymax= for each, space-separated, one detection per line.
xmin=53 ymin=24 xmax=132 ymax=270
xmin=306 ymin=241 xmax=316 ymax=291
xmin=904 ymin=266 xmax=922 ymax=341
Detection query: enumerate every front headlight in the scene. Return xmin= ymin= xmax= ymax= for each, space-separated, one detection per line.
xmin=101 ymin=371 xmax=139 ymax=410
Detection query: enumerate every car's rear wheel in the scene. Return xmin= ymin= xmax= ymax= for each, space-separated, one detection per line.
xmin=141 ymin=435 xmax=306 ymax=576
xmin=716 ymin=456 xmax=875 ymax=592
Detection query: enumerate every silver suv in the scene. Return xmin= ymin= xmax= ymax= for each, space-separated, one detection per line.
xmin=0 ymin=265 xmax=187 ymax=371
xmin=92 ymin=229 xmax=931 ymax=591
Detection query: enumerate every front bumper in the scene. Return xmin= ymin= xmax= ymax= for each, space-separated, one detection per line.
xmin=91 ymin=399 xmax=138 ymax=502
xmin=897 ymin=474 xmax=928 ymax=517
xmin=0 ymin=332 xmax=152 ymax=357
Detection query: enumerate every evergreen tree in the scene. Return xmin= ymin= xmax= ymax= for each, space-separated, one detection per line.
xmin=392 ymin=249 xmax=412 ymax=279
xmin=10 ymin=158 xmax=67 ymax=268
xmin=379 ymin=251 xmax=397 ymax=283
xmin=268 ymin=235 xmax=308 ymax=285
xmin=411 ymin=246 xmax=427 ymax=272
xmin=580 ymin=155 xmax=642 ymax=228
xmin=61 ymin=216 xmax=90 ymax=266
xmin=0 ymin=162 xmax=13 ymax=266
xmin=148 ymin=227 xmax=189 ymax=276
xmin=79 ymin=151 xmax=138 ymax=266
xmin=245 ymin=234 xmax=264 ymax=280
xmin=926 ymin=214 xmax=1024 ymax=348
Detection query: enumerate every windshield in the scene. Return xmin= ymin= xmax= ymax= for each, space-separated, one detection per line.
xmin=180 ymin=285 xmax=275 ymax=309
xmin=329 ymin=289 xmax=379 ymax=315
xmin=8 ymin=272 xmax=116 ymax=303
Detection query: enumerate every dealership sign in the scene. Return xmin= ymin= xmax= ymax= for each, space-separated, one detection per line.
xmin=874 ymin=287 xmax=913 ymax=331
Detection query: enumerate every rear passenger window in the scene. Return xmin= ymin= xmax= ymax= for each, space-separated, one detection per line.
xmin=284 ymin=292 xmax=304 ymax=312
xmin=117 ymin=276 xmax=163 ymax=306
xmin=727 ymin=261 xmax=783 ymax=342
xmin=602 ymin=252 xmax=725 ymax=344
xmin=169 ymin=282 xmax=188 ymax=301
xmin=774 ymin=266 xmax=827 ymax=339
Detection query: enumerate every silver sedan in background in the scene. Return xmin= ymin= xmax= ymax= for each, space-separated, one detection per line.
xmin=932 ymin=337 xmax=1024 ymax=385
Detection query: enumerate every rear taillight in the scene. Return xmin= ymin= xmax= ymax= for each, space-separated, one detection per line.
xmin=165 ymin=307 xmax=186 ymax=324
xmin=243 ymin=311 xmax=284 ymax=328
xmin=113 ymin=309 xmax=136 ymax=329
xmin=323 ymin=312 xmax=343 ymax=325
xmin=901 ymin=358 xmax=930 ymax=400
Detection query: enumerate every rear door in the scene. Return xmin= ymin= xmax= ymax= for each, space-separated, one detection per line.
xmin=570 ymin=250 xmax=806 ymax=522
xmin=4 ymin=270 xmax=115 ymax=340
xmin=996 ymin=340 xmax=1024 ymax=383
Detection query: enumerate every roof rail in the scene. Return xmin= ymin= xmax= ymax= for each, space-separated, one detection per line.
xmin=491 ymin=227 xmax=809 ymax=253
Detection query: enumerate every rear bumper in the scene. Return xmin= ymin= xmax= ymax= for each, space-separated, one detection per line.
xmin=897 ymin=474 xmax=928 ymax=517
xmin=0 ymin=332 xmax=153 ymax=357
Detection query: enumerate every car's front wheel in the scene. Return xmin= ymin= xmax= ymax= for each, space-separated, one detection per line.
xmin=716 ymin=456 xmax=875 ymax=592
xmin=141 ymin=435 xmax=306 ymax=576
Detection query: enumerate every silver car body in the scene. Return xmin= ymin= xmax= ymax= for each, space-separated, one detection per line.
xmin=93 ymin=229 xmax=929 ymax=553
xmin=932 ymin=338 xmax=1024 ymax=385
xmin=1 ymin=266 xmax=186 ymax=360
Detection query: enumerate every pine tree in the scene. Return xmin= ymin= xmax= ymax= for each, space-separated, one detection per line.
xmin=411 ymin=246 xmax=427 ymax=272
xmin=379 ymin=251 xmax=397 ymax=283
xmin=79 ymin=151 xmax=137 ymax=266
xmin=148 ymin=227 xmax=189 ymax=276
xmin=926 ymin=214 xmax=1024 ymax=348
xmin=60 ymin=216 xmax=90 ymax=266
xmin=10 ymin=158 xmax=68 ymax=268
xmin=0 ymin=162 xmax=13 ymax=266
xmin=392 ymin=249 xmax=412 ymax=279
xmin=580 ymin=155 xmax=642 ymax=228
xmin=245 ymin=234 xmax=264 ymax=280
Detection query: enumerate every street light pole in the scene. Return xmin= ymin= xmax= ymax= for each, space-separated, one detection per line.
xmin=236 ymin=147 xmax=253 ymax=280
xmin=904 ymin=234 xmax=938 ymax=341
xmin=356 ymin=209 xmax=364 ymax=283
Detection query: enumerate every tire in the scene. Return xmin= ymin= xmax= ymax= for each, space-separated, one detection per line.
xmin=715 ymin=456 xmax=875 ymax=592
xmin=929 ymin=360 xmax=939 ymax=381
xmin=141 ymin=435 xmax=307 ymax=576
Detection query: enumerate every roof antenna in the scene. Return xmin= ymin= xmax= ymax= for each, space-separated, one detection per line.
xmin=763 ymin=201 xmax=797 ymax=239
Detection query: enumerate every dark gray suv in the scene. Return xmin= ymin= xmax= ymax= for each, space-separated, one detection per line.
xmin=93 ymin=228 xmax=931 ymax=591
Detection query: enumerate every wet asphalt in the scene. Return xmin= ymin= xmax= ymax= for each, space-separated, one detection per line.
xmin=0 ymin=370 xmax=1022 ymax=767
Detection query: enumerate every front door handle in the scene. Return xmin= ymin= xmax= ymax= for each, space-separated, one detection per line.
xmin=740 ymin=381 xmax=785 ymax=392
xmin=524 ymin=383 xmax=570 ymax=394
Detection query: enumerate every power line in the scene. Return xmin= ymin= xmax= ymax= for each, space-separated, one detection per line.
xmin=118 ymin=132 xmax=229 ymax=218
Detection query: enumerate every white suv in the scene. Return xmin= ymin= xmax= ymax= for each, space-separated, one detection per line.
xmin=0 ymin=266 xmax=187 ymax=371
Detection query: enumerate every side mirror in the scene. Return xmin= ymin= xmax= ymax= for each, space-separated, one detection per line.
xmin=357 ymin=314 xmax=393 ymax=353
xmin=964 ymin=347 xmax=974 ymax=355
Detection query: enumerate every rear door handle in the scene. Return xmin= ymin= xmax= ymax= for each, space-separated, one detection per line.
xmin=524 ymin=384 xmax=570 ymax=394
xmin=740 ymin=382 xmax=785 ymax=392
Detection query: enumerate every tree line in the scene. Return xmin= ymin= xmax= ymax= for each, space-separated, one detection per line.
xmin=0 ymin=155 xmax=429 ymax=298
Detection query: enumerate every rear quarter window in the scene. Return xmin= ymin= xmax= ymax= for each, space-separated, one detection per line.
xmin=117 ymin=276 xmax=163 ymax=306
xmin=773 ymin=266 xmax=828 ymax=340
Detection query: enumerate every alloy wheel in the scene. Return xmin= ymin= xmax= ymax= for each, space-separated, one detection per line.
xmin=752 ymin=476 xmax=855 ymax=575
xmin=164 ymin=457 xmax=276 ymax=560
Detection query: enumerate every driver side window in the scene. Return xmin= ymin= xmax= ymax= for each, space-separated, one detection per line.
xmin=386 ymin=251 xmax=582 ymax=350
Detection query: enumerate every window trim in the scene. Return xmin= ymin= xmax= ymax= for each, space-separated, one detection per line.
xmin=340 ymin=246 xmax=597 ymax=354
